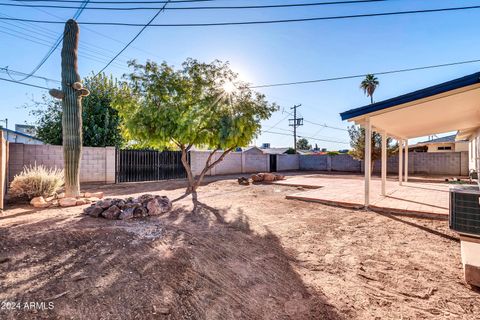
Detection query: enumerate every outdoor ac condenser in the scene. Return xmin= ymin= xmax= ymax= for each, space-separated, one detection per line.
xmin=449 ymin=185 xmax=480 ymax=288
xmin=449 ymin=186 xmax=480 ymax=236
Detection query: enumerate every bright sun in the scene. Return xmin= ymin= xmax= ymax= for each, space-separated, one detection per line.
xmin=222 ymin=81 xmax=236 ymax=94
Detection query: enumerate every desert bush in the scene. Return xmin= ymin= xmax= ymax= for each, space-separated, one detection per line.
xmin=9 ymin=164 xmax=64 ymax=199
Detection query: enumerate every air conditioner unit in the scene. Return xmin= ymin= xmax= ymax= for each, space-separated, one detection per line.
xmin=449 ymin=185 xmax=480 ymax=288
xmin=449 ymin=186 xmax=480 ymax=236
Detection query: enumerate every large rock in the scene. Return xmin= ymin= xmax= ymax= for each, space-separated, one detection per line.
xmin=83 ymin=205 xmax=104 ymax=217
xmin=97 ymin=199 xmax=113 ymax=209
xmin=262 ymin=173 xmax=276 ymax=182
xmin=138 ymin=194 xmax=155 ymax=206
xmin=133 ymin=206 xmax=148 ymax=218
xmin=84 ymin=192 xmax=104 ymax=199
xmin=30 ymin=196 xmax=49 ymax=208
xmin=102 ymin=205 xmax=121 ymax=220
xmin=146 ymin=196 xmax=172 ymax=216
xmin=59 ymin=197 xmax=78 ymax=207
xmin=119 ymin=207 xmax=135 ymax=220
xmin=251 ymin=174 xmax=263 ymax=182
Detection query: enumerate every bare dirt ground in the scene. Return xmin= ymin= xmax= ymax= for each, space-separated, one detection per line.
xmin=0 ymin=174 xmax=479 ymax=319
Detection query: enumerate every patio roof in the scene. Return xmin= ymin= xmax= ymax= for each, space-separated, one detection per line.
xmin=339 ymin=71 xmax=480 ymax=207
xmin=340 ymin=71 xmax=480 ymax=139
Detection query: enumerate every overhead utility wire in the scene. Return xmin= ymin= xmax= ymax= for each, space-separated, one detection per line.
xmin=0 ymin=76 xmax=50 ymax=90
xmin=0 ymin=0 xmax=385 ymax=10
xmin=263 ymin=130 xmax=349 ymax=144
xmin=94 ymin=0 xmax=171 ymax=75
xmin=11 ymin=0 xmax=213 ymax=3
xmin=4 ymin=56 xmax=480 ymax=94
xmin=4 ymin=5 xmax=480 ymax=27
xmin=251 ymin=58 xmax=480 ymax=89
xmin=10 ymin=0 xmax=90 ymax=81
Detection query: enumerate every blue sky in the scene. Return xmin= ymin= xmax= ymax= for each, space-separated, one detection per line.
xmin=2 ymin=0 xmax=480 ymax=150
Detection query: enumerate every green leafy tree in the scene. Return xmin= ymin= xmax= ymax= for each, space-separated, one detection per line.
xmin=30 ymin=73 xmax=127 ymax=147
xmin=360 ymin=74 xmax=379 ymax=104
xmin=296 ymin=138 xmax=311 ymax=150
xmin=348 ymin=125 xmax=397 ymax=171
xmin=113 ymin=59 xmax=277 ymax=197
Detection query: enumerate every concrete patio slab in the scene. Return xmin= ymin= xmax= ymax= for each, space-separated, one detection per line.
xmin=277 ymin=175 xmax=452 ymax=219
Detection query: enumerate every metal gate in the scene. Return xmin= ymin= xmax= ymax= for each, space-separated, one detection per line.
xmin=116 ymin=149 xmax=188 ymax=183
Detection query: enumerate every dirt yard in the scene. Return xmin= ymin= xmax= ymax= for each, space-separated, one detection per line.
xmin=0 ymin=175 xmax=479 ymax=319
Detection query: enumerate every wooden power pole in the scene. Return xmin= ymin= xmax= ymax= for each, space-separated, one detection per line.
xmin=289 ymin=104 xmax=303 ymax=152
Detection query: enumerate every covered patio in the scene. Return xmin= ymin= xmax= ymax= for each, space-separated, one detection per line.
xmin=281 ymin=72 xmax=480 ymax=218
xmin=340 ymin=72 xmax=480 ymax=213
xmin=279 ymin=174 xmax=449 ymax=218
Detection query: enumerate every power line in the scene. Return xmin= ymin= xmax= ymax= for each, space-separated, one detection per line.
xmin=11 ymin=0 xmax=214 ymax=3
xmin=95 ymin=0 xmax=171 ymax=75
xmin=5 ymin=5 xmax=480 ymax=27
xmin=0 ymin=24 xmax=130 ymax=71
xmin=0 ymin=66 xmax=61 ymax=83
xmin=0 ymin=76 xmax=50 ymax=90
xmin=263 ymin=130 xmax=349 ymax=145
xmin=0 ymin=0 xmax=385 ymax=10
xmin=251 ymin=58 xmax=480 ymax=89
xmin=10 ymin=0 xmax=90 ymax=82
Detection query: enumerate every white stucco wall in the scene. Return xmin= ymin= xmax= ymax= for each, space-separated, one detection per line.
xmin=468 ymin=128 xmax=480 ymax=173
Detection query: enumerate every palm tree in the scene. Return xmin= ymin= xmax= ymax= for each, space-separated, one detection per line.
xmin=360 ymin=74 xmax=379 ymax=104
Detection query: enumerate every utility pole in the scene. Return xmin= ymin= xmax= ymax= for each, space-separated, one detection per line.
xmin=289 ymin=104 xmax=303 ymax=152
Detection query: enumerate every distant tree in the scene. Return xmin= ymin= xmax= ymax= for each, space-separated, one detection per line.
xmin=296 ymin=138 xmax=311 ymax=150
xmin=30 ymin=73 xmax=128 ymax=147
xmin=285 ymin=148 xmax=296 ymax=154
xmin=348 ymin=125 xmax=397 ymax=171
xmin=360 ymin=74 xmax=379 ymax=104
xmin=113 ymin=59 xmax=277 ymax=198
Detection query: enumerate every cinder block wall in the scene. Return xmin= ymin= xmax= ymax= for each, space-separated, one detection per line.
xmin=300 ymin=152 xmax=469 ymax=176
xmin=8 ymin=143 xmax=116 ymax=184
xmin=276 ymin=154 xmax=299 ymax=171
xmin=190 ymin=150 xmax=269 ymax=176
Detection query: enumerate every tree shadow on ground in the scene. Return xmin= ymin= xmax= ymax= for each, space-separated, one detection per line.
xmin=375 ymin=211 xmax=459 ymax=242
xmin=0 ymin=198 xmax=342 ymax=320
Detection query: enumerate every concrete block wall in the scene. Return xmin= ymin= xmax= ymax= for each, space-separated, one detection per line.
xmin=299 ymin=154 xmax=328 ymax=170
xmin=190 ymin=150 xmax=269 ymax=176
xmin=330 ymin=154 xmax=361 ymax=172
xmin=276 ymin=154 xmax=299 ymax=171
xmin=301 ymin=152 xmax=469 ymax=176
xmin=8 ymin=143 xmax=116 ymax=184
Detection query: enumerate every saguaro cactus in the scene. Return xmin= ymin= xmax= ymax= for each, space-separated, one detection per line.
xmin=49 ymin=19 xmax=89 ymax=197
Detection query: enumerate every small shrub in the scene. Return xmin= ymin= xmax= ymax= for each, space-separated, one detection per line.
xmin=9 ymin=164 xmax=64 ymax=199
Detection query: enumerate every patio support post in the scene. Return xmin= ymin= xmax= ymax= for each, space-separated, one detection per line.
xmin=405 ymin=139 xmax=409 ymax=182
xmin=381 ymin=131 xmax=387 ymax=196
xmin=364 ymin=118 xmax=372 ymax=207
xmin=398 ymin=139 xmax=403 ymax=186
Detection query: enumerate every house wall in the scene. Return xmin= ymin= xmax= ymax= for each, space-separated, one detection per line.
xmin=469 ymin=128 xmax=480 ymax=174
xmin=8 ymin=143 xmax=116 ymax=184
xmin=426 ymin=142 xmax=455 ymax=153
xmin=2 ymin=131 xmax=43 ymax=145
xmin=299 ymin=152 xmax=469 ymax=176
xmin=276 ymin=154 xmax=299 ymax=171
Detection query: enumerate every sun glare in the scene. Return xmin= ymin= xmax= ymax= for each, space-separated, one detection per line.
xmin=222 ymin=81 xmax=236 ymax=94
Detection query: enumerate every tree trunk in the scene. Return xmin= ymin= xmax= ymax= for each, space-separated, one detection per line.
xmin=180 ymin=146 xmax=196 ymax=194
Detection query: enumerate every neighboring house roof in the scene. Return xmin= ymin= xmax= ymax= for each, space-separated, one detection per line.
xmin=1 ymin=127 xmax=43 ymax=142
xmin=418 ymin=134 xmax=456 ymax=144
xmin=340 ymin=71 xmax=480 ymax=121
xmin=261 ymin=147 xmax=290 ymax=154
